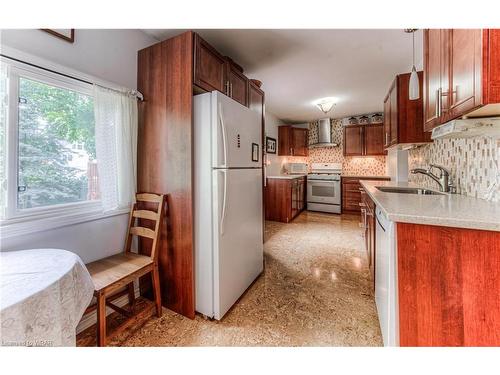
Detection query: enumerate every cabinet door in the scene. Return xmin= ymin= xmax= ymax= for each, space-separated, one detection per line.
xmin=291 ymin=128 xmax=309 ymax=156
xmin=389 ymin=84 xmax=398 ymax=145
xmin=448 ymin=29 xmax=482 ymax=119
xmin=278 ymin=126 xmax=292 ymax=156
xmin=227 ymin=63 xmax=248 ymax=106
xmin=343 ymin=125 xmax=364 ymax=156
xmin=364 ymin=124 xmax=386 ymax=156
xmin=298 ymin=179 xmax=305 ymax=211
xmin=383 ymin=95 xmax=391 ymax=147
xmin=290 ymin=181 xmax=298 ymax=219
xmin=423 ymin=29 xmax=447 ymax=131
xmin=194 ymin=34 xmax=226 ymax=93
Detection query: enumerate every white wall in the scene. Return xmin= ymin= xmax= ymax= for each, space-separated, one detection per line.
xmin=1 ymin=215 xmax=129 ymax=263
xmin=0 ymin=29 xmax=157 ymax=263
xmin=0 ymin=29 xmax=157 ymax=88
xmin=265 ymin=111 xmax=308 ymax=176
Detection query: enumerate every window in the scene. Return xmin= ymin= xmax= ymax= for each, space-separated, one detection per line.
xmin=0 ymin=62 xmax=100 ymax=220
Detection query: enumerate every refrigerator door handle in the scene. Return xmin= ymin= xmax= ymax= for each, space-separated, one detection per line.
xmin=219 ymin=102 xmax=228 ymax=168
xmin=219 ymin=169 xmax=228 ymax=235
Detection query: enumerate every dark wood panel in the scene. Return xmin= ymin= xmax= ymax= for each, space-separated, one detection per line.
xmin=137 ymin=31 xmax=195 ymax=319
xmin=341 ymin=177 xmax=390 ymax=213
xmin=265 ymin=177 xmax=305 ymax=223
xmin=227 ymin=62 xmax=248 ymax=106
xmin=396 ymin=72 xmax=430 ymax=144
xmin=423 ymin=29 xmax=443 ymax=131
xmin=397 ymin=223 xmax=500 ymax=346
xmin=483 ymin=29 xmax=500 ymax=104
xmin=291 ymin=128 xmax=308 ymax=156
xmin=193 ymin=33 xmax=226 ymax=93
xmin=383 ymin=94 xmax=391 ymax=148
xmin=343 ymin=125 xmax=364 ymax=156
xmin=364 ymin=124 xmax=386 ymax=155
xmin=448 ymin=29 xmax=482 ymax=119
xmin=277 ymin=126 xmax=292 ymax=156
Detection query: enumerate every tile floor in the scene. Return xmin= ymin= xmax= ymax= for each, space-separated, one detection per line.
xmin=77 ymin=211 xmax=382 ymax=346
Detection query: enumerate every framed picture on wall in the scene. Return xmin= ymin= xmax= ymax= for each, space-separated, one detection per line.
xmin=41 ymin=29 xmax=75 ymax=43
xmin=265 ymin=137 xmax=277 ymax=154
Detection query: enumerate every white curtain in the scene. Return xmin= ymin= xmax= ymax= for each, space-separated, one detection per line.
xmin=93 ymin=85 xmax=137 ymax=211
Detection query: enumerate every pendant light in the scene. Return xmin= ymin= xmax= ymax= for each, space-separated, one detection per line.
xmin=405 ymin=29 xmax=420 ymax=100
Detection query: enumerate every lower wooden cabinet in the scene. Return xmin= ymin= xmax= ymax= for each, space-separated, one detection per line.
xmin=341 ymin=176 xmax=390 ymax=214
xmin=361 ymin=189 xmax=376 ymax=288
xmin=265 ymin=177 xmax=306 ymax=223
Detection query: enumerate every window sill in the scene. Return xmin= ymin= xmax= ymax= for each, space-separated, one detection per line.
xmin=0 ymin=206 xmax=130 ymax=240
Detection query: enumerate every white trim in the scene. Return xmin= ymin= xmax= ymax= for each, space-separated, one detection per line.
xmin=2 ymin=61 xmax=101 ymax=222
xmin=0 ymin=206 xmax=129 ymax=240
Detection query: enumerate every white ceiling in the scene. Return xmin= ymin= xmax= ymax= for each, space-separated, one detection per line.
xmin=141 ymin=29 xmax=423 ymax=123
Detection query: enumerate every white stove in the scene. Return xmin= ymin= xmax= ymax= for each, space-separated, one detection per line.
xmin=307 ymin=163 xmax=342 ymax=214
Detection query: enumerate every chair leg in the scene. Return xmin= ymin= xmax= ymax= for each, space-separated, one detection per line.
xmin=152 ymin=265 xmax=162 ymax=317
xmin=127 ymin=282 xmax=135 ymax=313
xmin=96 ymin=293 xmax=107 ymax=347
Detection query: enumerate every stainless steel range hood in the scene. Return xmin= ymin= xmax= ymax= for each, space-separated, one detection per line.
xmin=309 ymin=118 xmax=339 ymax=148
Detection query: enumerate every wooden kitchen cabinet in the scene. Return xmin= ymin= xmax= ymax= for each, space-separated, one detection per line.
xmin=193 ymin=33 xmax=226 ymax=93
xmin=343 ymin=124 xmax=386 ymax=156
xmin=341 ymin=176 xmax=390 ymax=214
xmin=364 ymin=124 xmax=385 ymax=155
xmin=278 ymin=126 xmax=309 ymax=156
xmin=383 ymin=72 xmax=431 ymax=148
xmin=397 ymin=223 xmax=500 ymax=346
xmin=423 ymin=29 xmax=500 ymax=131
xmin=361 ymin=189 xmax=376 ymax=287
xmin=265 ymin=177 xmax=306 ymax=223
xmin=343 ymin=125 xmax=364 ymax=156
xmin=226 ymin=60 xmax=248 ymax=106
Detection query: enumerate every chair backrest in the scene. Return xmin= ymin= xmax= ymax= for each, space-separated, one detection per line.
xmin=125 ymin=193 xmax=165 ymax=261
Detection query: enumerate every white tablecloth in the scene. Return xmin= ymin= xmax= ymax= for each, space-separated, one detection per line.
xmin=0 ymin=249 xmax=94 ymax=346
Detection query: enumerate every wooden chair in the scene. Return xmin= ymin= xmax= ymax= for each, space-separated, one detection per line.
xmin=85 ymin=193 xmax=165 ymax=346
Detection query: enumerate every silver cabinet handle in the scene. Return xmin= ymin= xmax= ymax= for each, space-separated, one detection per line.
xmin=225 ymin=81 xmax=230 ymax=96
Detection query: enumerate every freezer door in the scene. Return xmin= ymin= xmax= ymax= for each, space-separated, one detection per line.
xmin=212 ymin=91 xmax=262 ymax=168
xmin=212 ymin=168 xmax=263 ymax=319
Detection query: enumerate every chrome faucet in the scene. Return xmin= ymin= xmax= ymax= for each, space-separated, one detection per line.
xmin=410 ymin=164 xmax=454 ymax=193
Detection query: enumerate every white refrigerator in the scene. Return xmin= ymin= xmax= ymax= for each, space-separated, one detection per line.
xmin=194 ymin=91 xmax=263 ymax=320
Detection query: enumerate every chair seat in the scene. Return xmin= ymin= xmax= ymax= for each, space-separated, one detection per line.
xmin=86 ymin=253 xmax=153 ymax=292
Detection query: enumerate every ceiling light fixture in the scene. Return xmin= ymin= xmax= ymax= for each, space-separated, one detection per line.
xmin=405 ymin=28 xmax=420 ymax=100
xmin=314 ymin=97 xmax=337 ymax=114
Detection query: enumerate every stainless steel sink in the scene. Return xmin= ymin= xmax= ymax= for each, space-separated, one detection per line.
xmin=376 ymin=186 xmax=445 ymax=195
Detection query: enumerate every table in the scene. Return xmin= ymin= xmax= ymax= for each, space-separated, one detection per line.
xmin=0 ymin=249 xmax=94 ymax=346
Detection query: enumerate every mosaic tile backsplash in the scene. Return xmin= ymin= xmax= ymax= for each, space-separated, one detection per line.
xmin=308 ymin=119 xmax=387 ymax=176
xmin=408 ymin=137 xmax=500 ymax=202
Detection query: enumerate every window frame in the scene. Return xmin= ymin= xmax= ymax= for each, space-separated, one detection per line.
xmin=2 ymin=60 xmax=102 ymax=223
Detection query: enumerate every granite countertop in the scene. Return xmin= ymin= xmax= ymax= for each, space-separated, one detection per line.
xmin=360 ymin=180 xmax=500 ymax=232
xmin=267 ymin=174 xmax=307 ymax=180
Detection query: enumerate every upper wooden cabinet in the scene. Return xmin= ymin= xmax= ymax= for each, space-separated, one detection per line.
xmin=193 ymin=33 xmax=226 ymax=93
xmin=423 ymin=29 xmax=500 ymax=131
xmin=364 ymin=124 xmax=385 ymax=155
xmin=226 ymin=61 xmax=248 ymax=106
xmin=193 ymin=33 xmax=251 ymax=107
xmin=343 ymin=124 xmax=386 ymax=156
xmin=343 ymin=125 xmax=364 ymax=156
xmin=383 ymin=72 xmax=431 ymax=148
xmin=278 ymin=126 xmax=308 ymax=156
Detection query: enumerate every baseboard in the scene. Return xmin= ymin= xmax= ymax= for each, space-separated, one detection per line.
xmin=76 ymin=283 xmax=140 ymax=334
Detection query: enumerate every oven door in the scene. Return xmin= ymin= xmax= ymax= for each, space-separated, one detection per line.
xmin=307 ymin=180 xmax=340 ymax=205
